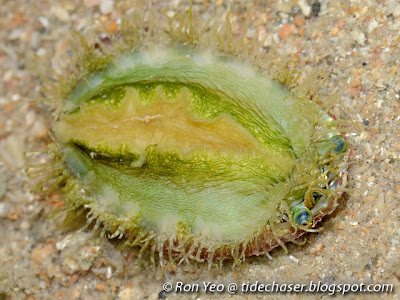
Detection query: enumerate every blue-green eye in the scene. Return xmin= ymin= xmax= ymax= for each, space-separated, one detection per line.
xmin=317 ymin=135 xmax=348 ymax=156
xmin=330 ymin=135 xmax=347 ymax=155
xmin=291 ymin=204 xmax=313 ymax=227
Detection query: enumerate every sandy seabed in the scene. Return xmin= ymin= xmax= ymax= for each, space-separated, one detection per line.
xmin=0 ymin=0 xmax=399 ymax=299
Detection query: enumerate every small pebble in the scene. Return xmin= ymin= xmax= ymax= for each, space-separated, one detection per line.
xmin=50 ymin=6 xmax=70 ymax=22
xmin=118 ymin=288 xmax=134 ymax=300
xmin=106 ymin=266 xmax=112 ymax=279
xmin=100 ymin=0 xmax=113 ymax=15
xmin=350 ymin=30 xmax=366 ymax=45
xmin=298 ymin=0 xmax=311 ymax=17
xmin=72 ymin=290 xmax=80 ymax=298
xmin=279 ymin=23 xmax=296 ymax=39
xmin=368 ymin=20 xmax=378 ymax=33
xmin=394 ymin=5 xmax=400 ymax=17
xmin=38 ymin=16 xmax=50 ymax=28
xmin=0 ymin=203 xmax=6 ymax=217
xmin=31 ymin=243 xmax=55 ymax=264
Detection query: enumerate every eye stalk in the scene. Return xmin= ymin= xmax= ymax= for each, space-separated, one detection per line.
xmin=290 ymin=201 xmax=313 ymax=227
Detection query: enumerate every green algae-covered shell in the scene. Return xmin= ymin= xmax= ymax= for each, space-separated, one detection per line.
xmin=33 ymin=7 xmax=348 ymax=267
